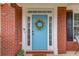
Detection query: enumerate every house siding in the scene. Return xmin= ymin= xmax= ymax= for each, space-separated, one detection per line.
xmin=1 ymin=4 xmax=22 ymax=56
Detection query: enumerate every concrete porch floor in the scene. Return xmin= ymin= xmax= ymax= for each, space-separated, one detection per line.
xmin=58 ymin=51 xmax=79 ymax=56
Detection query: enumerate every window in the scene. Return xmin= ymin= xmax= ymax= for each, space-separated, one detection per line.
xmin=28 ymin=11 xmax=52 ymax=13
xmin=49 ymin=16 xmax=52 ymax=46
xmin=27 ymin=17 xmax=30 ymax=46
xmin=74 ymin=13 xmax=79 ymax=36
xmin=66 ymin=10 xmax=73 ymax=41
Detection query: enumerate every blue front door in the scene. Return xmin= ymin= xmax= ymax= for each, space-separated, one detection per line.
xmin=32 ymin=15 xmax=48 ymax=50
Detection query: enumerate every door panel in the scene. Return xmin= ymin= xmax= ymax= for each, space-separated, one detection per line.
xmin=32 ymin=15 xmax=48 ymax=50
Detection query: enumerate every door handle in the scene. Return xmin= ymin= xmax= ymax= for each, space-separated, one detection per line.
xmin=32 ymin=31 xmax=34 ymax=35
xmin=32 ymin=31 xmax=34 ymax=32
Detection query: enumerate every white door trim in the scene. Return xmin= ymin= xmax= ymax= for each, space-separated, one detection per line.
xmin=27 ymin=13 xmax=54 ymax=51
xmin=22 ymin=8 xmax=58 ymax=55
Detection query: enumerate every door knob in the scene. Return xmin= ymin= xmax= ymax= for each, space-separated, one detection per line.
xmin=32 ymin=31 xmax=34 ymax=35
xmin=32 ymin=31 xmax=34 ymax=32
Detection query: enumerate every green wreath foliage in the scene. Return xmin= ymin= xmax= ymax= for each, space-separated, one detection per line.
xmin=35 ymin=18 xmax=45 ymax=30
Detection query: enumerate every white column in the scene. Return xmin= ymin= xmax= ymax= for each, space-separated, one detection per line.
xmin=53 ymin=7 xmax=58 ymax=55
xmin=22 ymin=7 xmax=27 ymax=51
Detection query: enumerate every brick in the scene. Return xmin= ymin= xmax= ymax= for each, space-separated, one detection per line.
xmin=57 ymin=7 xmax=67 ymax=54
xmin=1 ymin=3 xmax=22 ymax=56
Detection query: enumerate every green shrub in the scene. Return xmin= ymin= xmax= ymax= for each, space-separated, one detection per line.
xmin=16 ymin=49 xmax=24 ymax=56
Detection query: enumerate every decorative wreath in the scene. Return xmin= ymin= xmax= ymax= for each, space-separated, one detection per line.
xmin=35 ymin=18 xmax=45 ymax=30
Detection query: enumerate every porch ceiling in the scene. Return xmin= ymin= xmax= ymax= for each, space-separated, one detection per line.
xmin=17 ymin=3 xmax=79 ymax=7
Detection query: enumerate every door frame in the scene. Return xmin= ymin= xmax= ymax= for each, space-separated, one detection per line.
xmin=22 ymin=8 xmax=58 ymax=54
xmin=27 ymin=13 xmax=54 ymax=51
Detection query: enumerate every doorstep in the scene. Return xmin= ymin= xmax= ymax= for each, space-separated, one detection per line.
xmin=26 ymin=51 xmax=53 ymax=56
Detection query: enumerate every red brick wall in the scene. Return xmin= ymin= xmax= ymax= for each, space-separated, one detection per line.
xmin=58 ymin=7 xmax=67 ymax=54
xmin=0 ymin=4 xmax=1 ymax=56
xmin=11 ymin=3 xmax=22 ymax=53
xmin=1 ymin=4 xmax=22 ymax=56
xmin=67 ymin=42 xmax=79 ymax=51
xmin=15 ymin=7 xmax=22 ymax=51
